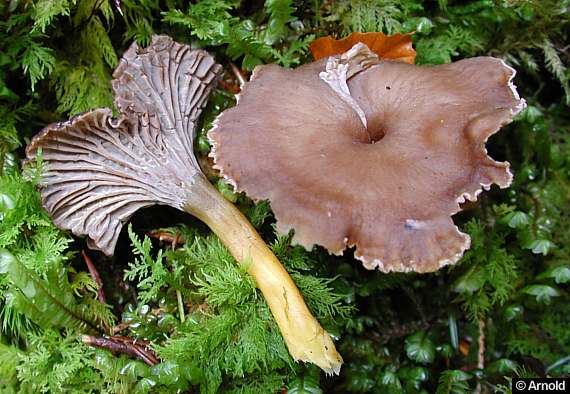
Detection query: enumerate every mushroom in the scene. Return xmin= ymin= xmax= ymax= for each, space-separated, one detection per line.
xmin=25 ymin=35 xmax=342 ymax=373
xmin=208 ymin=42 xmax=526 ymax=273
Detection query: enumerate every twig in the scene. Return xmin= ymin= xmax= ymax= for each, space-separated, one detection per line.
xmin=168 ymin=235 xmax=186 ymax=323
xmin=229 ymin=63 xmax=247 ymax=87
xmin=171 ymin=233 xmax=181 ymax=250
xmin=147 ymin=231 xmax=186 ymax=322
xmin=82 ymin=335 xmax=159 ymax=366
xmin=147 ymin=230 xmax=185 ymax=246
xmin=111 ymin=322 xmax=130 ymax=335
xmin=113 ymin=336 xmax=158 ymax=365
xmin=475 ymin=318 xmax=486 ymax=394
xmin=218 ymin=78 xmax=241 ymax=94
xmin=82 ymin=250 xmax=107 ymax=304
xmin=477 ymin=318 xmax=486 ymax=369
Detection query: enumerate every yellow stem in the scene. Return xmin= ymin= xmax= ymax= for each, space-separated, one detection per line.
xmin=185 ymin=176 xmax=342 ymax=374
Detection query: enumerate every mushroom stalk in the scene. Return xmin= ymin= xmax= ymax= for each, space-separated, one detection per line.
xmin=185 ymin=175 xmax=342 ymax=373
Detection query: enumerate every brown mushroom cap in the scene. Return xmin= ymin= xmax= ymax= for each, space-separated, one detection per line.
xmin=208 ymin=44 xmax=525 ymax=273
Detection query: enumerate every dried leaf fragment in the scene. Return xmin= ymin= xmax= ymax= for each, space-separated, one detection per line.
xmin=310 ymin=32 xmax=416 ymax=64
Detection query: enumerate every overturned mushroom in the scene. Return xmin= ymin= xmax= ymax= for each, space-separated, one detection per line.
xmin=26 ymin=35 xmax=342 ymax=373
xmin=209 ymin=42 xmax=526 ymax=273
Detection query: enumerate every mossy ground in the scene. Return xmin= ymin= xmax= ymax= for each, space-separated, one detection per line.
xmin=1 ymin=1 xmax=570 ymax=393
